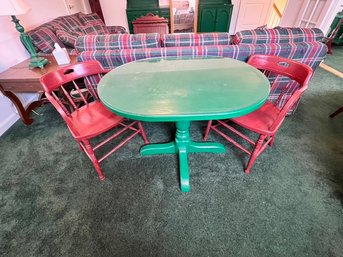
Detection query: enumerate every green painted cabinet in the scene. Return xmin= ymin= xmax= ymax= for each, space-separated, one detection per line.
xmin=126 ymin=0 xmax=170 ymax=33
xmin=197 ymin=0 xmax=233 ymax=33
xmin=126 ymin=0 xmax=158 ymax=9
xmin=328 ymin=11 xmax=343 ymax=45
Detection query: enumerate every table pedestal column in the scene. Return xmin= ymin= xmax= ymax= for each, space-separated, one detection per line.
xmin=140 ymin=121 xmax=226 ymax=192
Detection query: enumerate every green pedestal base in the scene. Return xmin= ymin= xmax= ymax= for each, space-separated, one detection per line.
xmin=29 ymin=57 xmax=49 ymax=69
xmin=141 ymin=121 xmax=225 ymax=192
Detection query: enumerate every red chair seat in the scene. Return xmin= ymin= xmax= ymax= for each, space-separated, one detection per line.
xmin=232 ymin=101 xmax=281 ymax=135
xmin=71 ymin=102 xmax=124 ymax=139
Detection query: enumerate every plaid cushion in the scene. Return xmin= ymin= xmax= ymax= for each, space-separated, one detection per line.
xmin=233 ymin=27 xmax=324 ymax=44
xmin=107 ymin=26 xmax=128 ymax=34
xmin=78 ymin=13 xmax=103 ymax=24
xmin=81 ymin=20 xmax=109 ymax=35
xmin=66 ymin=48 xmax=79 ymax=55
xmin=28 ymin=26 xmax=65 ymax=54
xmin=28 ymin=12 xmax=126 ymax=54
xmin=55 ymin=13 xmax=84 ymax=33
xmin=78 ymin=41 xmax=327 ymax=114
xmin=56 ymin=30 xmax=83 ymax=47
xmin=75 ymin=33 xmax=161 ymax=52
xmin=162 ymin=33 xmax=232 ymax=47
xmin=78 ymin=13 xmax=109 ymax=35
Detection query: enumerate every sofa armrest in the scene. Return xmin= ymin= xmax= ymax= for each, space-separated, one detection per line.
xmin=106 ymin=26 xmax=128 ymax=34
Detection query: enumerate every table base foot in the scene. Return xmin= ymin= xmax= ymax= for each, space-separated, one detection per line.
xmin=188 ymin=141 xmax=225 ymax=153
xmin=140 ymin=121 xmax=225 ymax=192
xmin=141 ymin=142 xmax=176 ymax=155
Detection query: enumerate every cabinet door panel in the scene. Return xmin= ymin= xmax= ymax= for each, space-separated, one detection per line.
xmin=198 ymin=7 xmax=216 ymax=32
xmin=214 ymin=6 xmax=232 ymax=32
xmin=127 ymin=0 xmax=158 ymax=9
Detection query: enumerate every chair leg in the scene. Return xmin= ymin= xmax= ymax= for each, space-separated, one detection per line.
xmin=204 ymin=121 xmax=212 ymax=141
xmin=83 ymin=140 xmax=105 ymax=181
xmin=245 ymin=135 xmax=266 ymax=174
xmin=268 ymin=135 xmax=275 ymax=147
xmin=326 ymin=39 xmax=333 ymax=54
xmin=138 ymin=122 xmax=149 ymax=144
xmin=329 ymin=106 xmax=343 ymax=118
xmin=78 ymin=142 xmax=84 ymax=151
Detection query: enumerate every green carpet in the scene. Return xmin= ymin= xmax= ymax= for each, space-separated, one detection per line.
xmin=0 ymin=49 xmax=342 ymax=257
xmin=324 ymin=45 xmax=343 ymax=72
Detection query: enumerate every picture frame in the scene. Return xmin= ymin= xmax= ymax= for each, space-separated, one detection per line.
xmin=170 ymin=0 xmax=197 ymax=33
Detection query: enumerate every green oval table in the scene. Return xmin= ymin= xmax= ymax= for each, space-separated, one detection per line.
xmin=98 ymin=57 xmax=270 ymax=192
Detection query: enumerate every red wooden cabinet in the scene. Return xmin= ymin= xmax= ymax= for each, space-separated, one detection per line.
xmin=132 ymin=13 xmax=169 ymax=34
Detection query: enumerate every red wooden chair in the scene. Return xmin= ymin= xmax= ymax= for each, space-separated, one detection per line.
xmin=204 ymin=55 xmax=313 ymax=174
xmin=40 ymin=60 xmax=149 ymax=180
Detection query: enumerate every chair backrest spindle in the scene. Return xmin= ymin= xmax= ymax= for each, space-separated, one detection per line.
xmin=248 ymin=54 xmax=313 ymax=130
xmin=40 ymin=60 xmax=109 ymax=127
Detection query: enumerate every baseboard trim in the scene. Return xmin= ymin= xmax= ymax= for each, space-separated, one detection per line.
xmin=0 ymin=112 xmax=19 ymax=136
xmin=319 ymin=63 xmax=343 ymax=79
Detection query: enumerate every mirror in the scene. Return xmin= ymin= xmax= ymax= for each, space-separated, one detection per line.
xmin=170 ymin=0 xmax=197 ymax=33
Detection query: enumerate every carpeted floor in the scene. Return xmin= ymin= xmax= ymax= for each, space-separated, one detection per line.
xmin=0 ymin=47 xmax=342 ymax=257
xmin=323 ymin=45 xmax=343 ymax=72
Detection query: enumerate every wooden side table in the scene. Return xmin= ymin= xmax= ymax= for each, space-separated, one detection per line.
xmin=0 ymin=55 xmax=77 ymax=125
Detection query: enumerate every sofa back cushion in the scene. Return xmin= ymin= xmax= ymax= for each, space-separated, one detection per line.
xmin=56 ymin=30 xmax=83 ymax=48
xmin=162 ymin=33 xmax=232 ymax=47
xmin=81 ymin=21 xmax=109 ymax=35
xmin=78 ymin=13 xmax=109 ymax=34
xmin=233 ymin=27 xmax=324 ymax=44
xmin=78 ymin=13 xmax=103 ymax=24
xmin=75 ymin=33 xmax=161 ymax=52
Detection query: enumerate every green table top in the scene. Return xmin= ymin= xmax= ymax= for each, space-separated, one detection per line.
xmin=98 ymin=57 xmax=270 ymax=122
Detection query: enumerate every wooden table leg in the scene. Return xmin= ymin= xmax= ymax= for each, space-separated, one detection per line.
xmin=0 ymin=84 xmax=47 ymax=125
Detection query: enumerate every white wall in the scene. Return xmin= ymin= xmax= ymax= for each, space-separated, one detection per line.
xmin=279 ymin=0 xmax=343 ymax=34
xmin=0 ymin=0 xmax=69 ymax=136
xmin=100 ymin=0 xmax=129 ymax=30
xmin=230 ymin=0 xmax=240 ymax=33
xmin=159 ymin=0 xmax=170 ymax=7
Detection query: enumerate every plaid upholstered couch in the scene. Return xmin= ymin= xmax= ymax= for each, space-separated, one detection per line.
xmin=75 ymin=27 xmax=328 ymax=114
xmin=27 ymin=12 xmax=127 ymax=55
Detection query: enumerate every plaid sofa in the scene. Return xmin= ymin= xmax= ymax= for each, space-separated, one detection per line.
xmin=76 ymin=28 xmax=327 ymax=114
xmin=27 ymin=12 xmax=127 ymax=55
